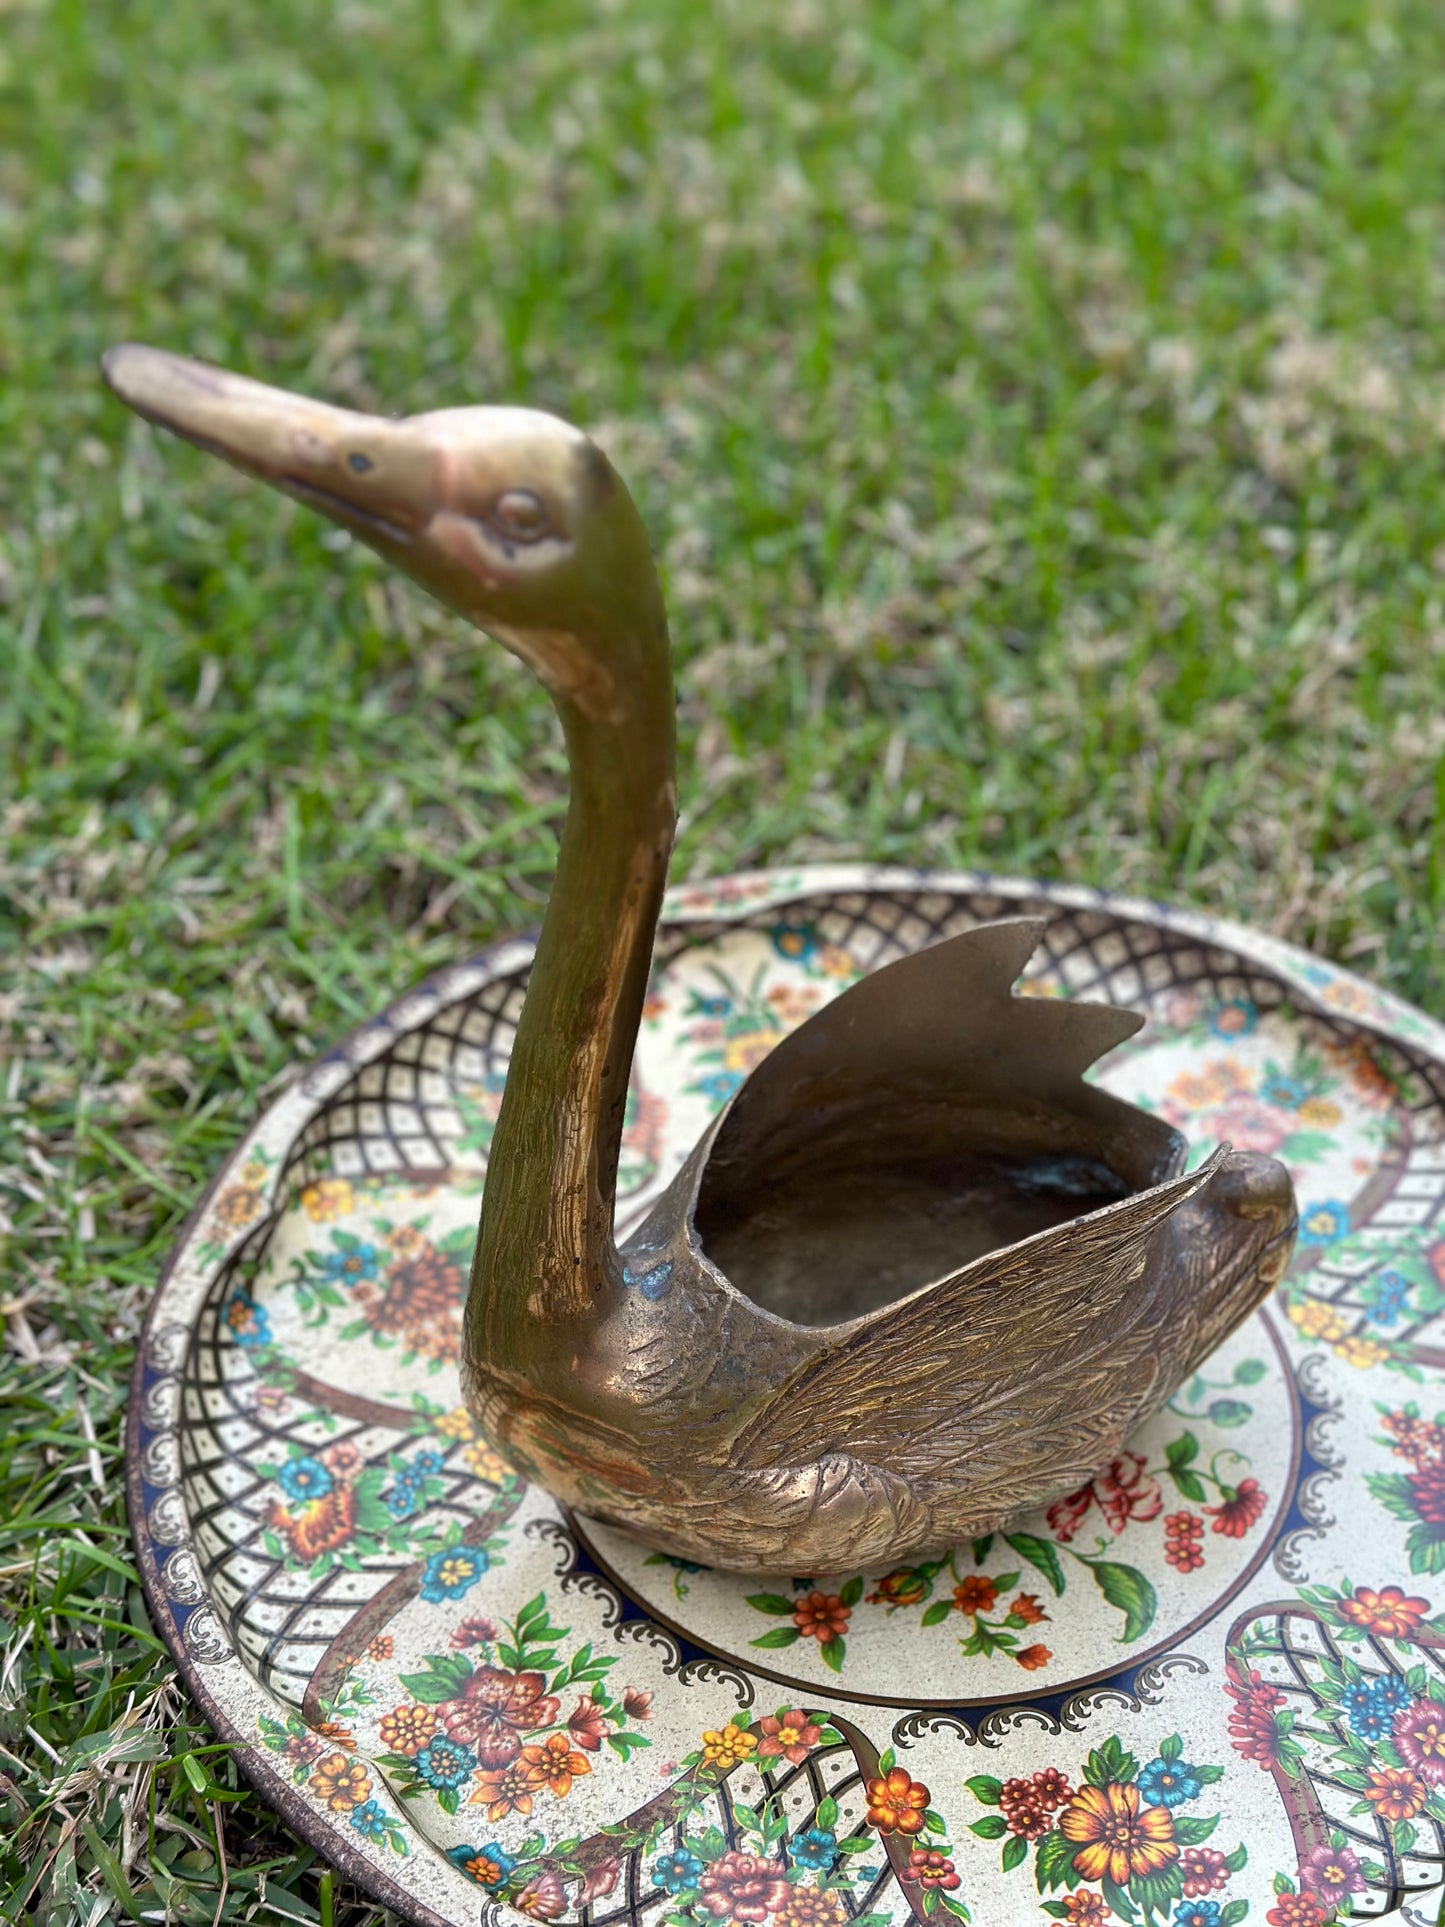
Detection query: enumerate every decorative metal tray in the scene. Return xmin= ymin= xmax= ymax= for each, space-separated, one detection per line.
xmin=127 ymin=867 xmax=1445 ymax=1927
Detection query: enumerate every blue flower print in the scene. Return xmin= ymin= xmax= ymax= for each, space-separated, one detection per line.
xmin=419 ymin=1545 xmax=488 ymax=1602
xmin=788 ymin=1827 xmax=838 ymax=1872
xmin=1299 ymin=1200 xmax=1350 ymax=1247
xmin=1369 ymin=1672 xmax=1413 ymax=1718
xmin=386 ymin=1483 xmax=419 ymax=1521
xmin=1175 ymin=1902 xmax=1221 ymax=1927
xmin=1137 ymin=1757 xmax=1202 ymax=1807
xmin=1341 ymin=1679 xmax=1390 ymax=1741
xmin=277 ymin=1455 xmax=333 ymax=1502
xmin=407 ymin=1449 xmax=445 ymax=1479
xmin=693 ymin=994 xmax=732 ymax=1018
xmin=1208 ymin=999 xmax=1256 ymax=1040
xmin=1364 ymin=1268 xmax=1413 ymax=1328
xmin=323 ymin=1241 xmax=380 ymax=1284
xmin=695 ymin=1071 xmax=743 ymax=1105
xmin=225 ymin=1292 xmax=273 ymax=1349
xmin=772 ymin=924 xmax=817 ymax=963
xmin=414 ymin=1736 xmax=477 ymax=1790
xmin=450 ymin=1842 xmax=517 ymax=1889
xmin=349 ymin=1798 xmax=390 ymax=1842
xmin=1260 ymin=1073 xmax=1309 ymax=1108
xmin=653 ymin=1849 xmax=706 ymax=1894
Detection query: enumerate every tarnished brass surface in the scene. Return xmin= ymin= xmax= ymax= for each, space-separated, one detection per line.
xmin=103 ymin=344 xmax=1298 ymax=1574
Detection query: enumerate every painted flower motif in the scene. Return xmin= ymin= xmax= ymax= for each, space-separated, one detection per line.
xmin=435 ymin=1405 xmax=477 ymax=1440
xmin=1033 ymin=1767 xmax=1074 ymax=1809
xmin=1209 ymin=999 xmax=1256 ymax=1039
xmin=867 ymin=1568 xmax=930 ymax=1608
xmin=1009 ymin=1592 xmax=1048 ymax=1625
xmin=309 ymin=1751 xmax=371 ymax=1811
xmin=1174 ymin=1903 xmax=1221 ymax=1927
xmin=1335 ymin=1334 xmax=1389 ymax=1369
xmin=865 ymin=1768 xmax=931 ymax=1836
xmin=757 ymin=1708 xmax=822 ymax=1763
xmin=378 ymin=1704 xmax=437 ymax=1757
xmin=1225 ymin=1664 xmax=1287 ymax=1767
xmin=301 ymin=1179 xmax=355 ymax=1222
xmin=1363 ymin=1268 xmax=1413 ymax=1327
xmin=579 ymin=1857 xmax=623 ymax=1904
xmin=348 ymin=1798 xmax=390 ymax=1842
xmin=449 ymin=1616 xmax=499 ymax=1650
xmin=1180 ymin=1847 xmax=1230 ymax=1896
xmin=953 ymin=1575 xmax=998 ymax=1615
xmin=419 ymin=1545 xmax=488 ymax=1602
xmin=277 ymin=1456 xmax=333 ymax=1502
xmin=774 ymin=1889 xmax=847 ymax=1927
xmin=322 ymin=1243 xmax=380 ymax=1284
xmin=622 ymin=1686 xmax=654 ymax=1720
xmin=788 ymin=1827 xmax=838 ymax=1872
xmin=792 ymin=1591 xmax=850 ymax=1642
xmin=1299 ymin=1842 xmax=1366 ymax=1899
xmin=1059 ymin=1896 xmax=1109 ymax=1927
xmin=520 ymin=1731 xmax=592 ymax=1797
xmin=1338 ymin=1584 xmax=1431 ymax=1637
xmin=773 ymin=925 xmax=817 ymax=962
xmin=414 ymin=1736 xmax=477 ymax=1790
xmin=1211 ymin=1098 xmax=1288 ymax=1155
xmin=567 ymin=1696 xmax=609 ymax=1751
xmin=696 ymin=1071 xmax=743 ymax=1104
xmin=1049 ymin=1450 xmax=1161 ymax=1541
xmin=1364 ymin=1765 xmax=1428 ymax=1821
xmin=1168 ymin=1062 xmax=1249 ymax=1110
xmin=214 ymin=1183 xmax=264 ymax=1228
xmin=283 ymin=1733 xmax=324 ymax=1769
xmin=321 ymin=1440 xmax=362 ymax=1479
xmin=224 ymin=1292 xmax=272 ymax=1347
xmin=1287 ymin=1298 xmax=1349 ymax=1342
xmin=1000 ymin=1777 xmax=1051 ymax=1842
xmin=654 ymin=1849 xmax=706 ymax=1894
xmin=1265 ymin=1892 xmax=1330 ymax=1927
xmin=1298 ymin=1200 xmax=1350 ymax=1247
xmin=1165 ymin=1511 xmax=1205 ymax=1572
xmin=462 ymin=1441 xmax=509 ymax=1481
xmin=903 ymin=1849 xmax=961 ymax=1891
xmin=696 ymin=1851 xmax=791 ymax=1923
xmin=1297 ymin=1096 xmax=1341 ymax=1129
xmin=268 ymin=1484 xmax=357 ymax=1561
xmin=1341 ymin=1679 xmax=1391 ymax=1741
xmin=1408 ymin=1459 xmax=1445 ymax=1526
xmin=441 ymin=1666 xmax=560 ymax=1764
xmin=469 ymin=1760 xmax=536 ymax=1821
xmin=448 ymin=1842 xmax=516 ymax=1890
xmin=1059 ymin=1781 xmax=1179 ymax=1884
xmin=1205 ymin=1478 xmax=1267 ymax=1538
xmin=514 ymin=1870 xmax=568 ymax=1919
xmin=701 ymin=1723 xmax=758 ymax=1770
xmin=1138 ymin=1756 xmax=1202 ymax=1807
xmin=1016 ymin=1645 xmax=1052 ymax=1670
xmin=1394 ymin=1700 xmax=1445 ymax=1783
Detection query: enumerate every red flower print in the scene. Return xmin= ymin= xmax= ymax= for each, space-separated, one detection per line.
xmin=1031 ymin=1767 xmax=1074 ymax=1809
xmin=696 ymin=1852 xmax=791 ymax=1922
xmin=579 ymin=1857 xmax=622 ymax=1905
xmin=865 ymin=1768 xmax=931 ymax=1836
xmin=792 ymin=1591 xmax=850 ymax=1642
xmin=1046 ymin=1484 xmax=1095 ymax=1543
xmin=867 ymin=1568 xmax=930 ymax=1607
xmin=1000 ymin=1777 xmax=1050 ymax=1841
xmin=1094 ymin=1451 xmax=1164 ymax=1533
xmin=953 ymin=1575 xmax=998 ymax=1615
xmin=449 ymin=1616 xmax=499 ymax=1649
xmin=514 ymin=1871 xmax=568 ymax=1919
xmin=1016 ymin=1644 xmax=1052 ymax=1671
xmin=1337 ymin=1584 xmax=1431 ymax=1637
xmin=1180 ymin=1846 xmax=1230 ymax=1896
xmin=1266 ymin=1895 xmax=1329 ymax=1927
xmin=1225 ymin=1661 xmax=1287 ymax=1768
xmin=756 ymin=1708 xmax=822 ymax=1763
xmin=1009 ymin=1593 xmax=1048 ymax=1625
xmin=1060 ymin=1895 xmax=1109 ymax=1927
xmin=1365 ymin=1766 xmax=1428 ymax=1821
xmin=440 ymin=1667 xmax=560 ymax=1766
xmin=903 ymin=1850 xmax=960 ymax=1891
xmin=1205 ymin=1478 xmax=1267 ymax=1538
xmin=568 ymin=1696 xmax=609 ymax=1751
xmin=1409 ymin=1460 xmax=1445 ymax=1527
xmin=1165 ymin=1509 xmax=1206 ymax=1571
xmin=1395 ymin=1699 xmax=1445 ymax=1783
xmin=622 ymin=1687 xmax=654 ymax=1720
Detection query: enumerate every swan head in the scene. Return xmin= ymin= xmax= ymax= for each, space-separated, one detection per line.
xmin=102 ymin=344 xmax=666 ymax=721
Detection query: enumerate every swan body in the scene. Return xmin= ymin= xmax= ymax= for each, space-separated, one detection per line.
xmin=103 ymin=345 xmax=1297 ymax=1574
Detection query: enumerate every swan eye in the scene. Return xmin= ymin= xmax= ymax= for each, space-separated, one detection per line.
xmin=491 ymin=488 xmax=550 ymax=542
xmin=347 ymin=452 xmax=373 ymax=473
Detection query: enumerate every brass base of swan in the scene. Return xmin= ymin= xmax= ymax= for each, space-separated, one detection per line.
xmin=102 ymin=344 xmax=1298 ymax=1575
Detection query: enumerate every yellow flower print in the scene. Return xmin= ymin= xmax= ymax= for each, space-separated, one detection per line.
xmin=463 ymin=1441 xmax=508 ymax=1482
xmin=700 ymin=1723 xmax=758 ymax=1770
xmin=1287 ymin=1299 xmax=1349 ymax=1342
xmin=436 ymin=1406 xmax=477 ymax=1441
xmin=240 ymin=1158 xmax=270 ymax=1186
xmin=1335 ymin=1335 xmax=1388 ymax=1370
xmin=301 ymin=1178 xmax=355 ymax=1223
xmin=1298 ymin=1097 xmax=1342 ymax=1129
xmin=723 ymin=1031 xmax=782 ymax=1076
xmin=817 ymin=944 xmax=856 ymax=980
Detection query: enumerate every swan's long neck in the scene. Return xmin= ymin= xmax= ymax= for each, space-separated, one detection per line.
xmin=466 ymin=610 xmax=676 ymax=1371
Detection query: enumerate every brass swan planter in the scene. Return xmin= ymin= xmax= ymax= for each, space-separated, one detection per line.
xmin=103 ymin=344 xmax=1298 ymax=1576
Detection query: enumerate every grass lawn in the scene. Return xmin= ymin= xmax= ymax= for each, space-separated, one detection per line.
xmin=2 ymin=0 xmax=1444 ymax=1917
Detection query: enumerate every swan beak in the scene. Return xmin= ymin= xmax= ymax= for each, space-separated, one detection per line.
xmin=100 ymin=343 xmax=422 ymax=548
